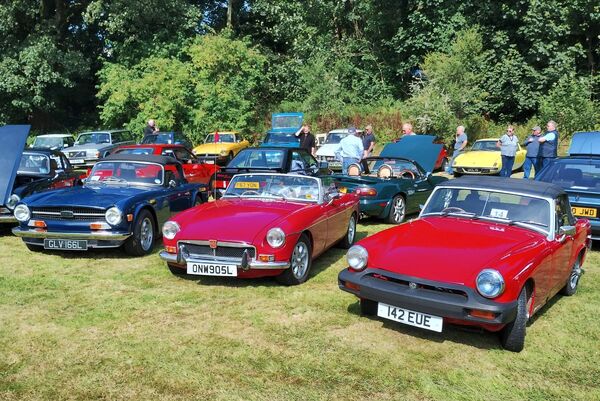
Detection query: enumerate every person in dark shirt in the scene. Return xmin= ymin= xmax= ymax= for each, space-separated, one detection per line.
xmin=296 ymin=125 xmax=316 ymax=156
xmin=143 ymin=119 xmax=158 ymax=138
xmin=361 ymin=124 xmax=376 ymax=172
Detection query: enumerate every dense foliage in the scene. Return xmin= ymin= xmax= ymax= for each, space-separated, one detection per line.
xmin=0 ymin=0 xmax=598 ymax=142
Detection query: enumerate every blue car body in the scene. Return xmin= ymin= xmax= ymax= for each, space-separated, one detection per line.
xmin=261 ymin=112 xmax=304 ymax=148
xmin=536 ymin=131 xmax=600 ymax=240
xmin=12 ymin=154 xmax=207 ymax=255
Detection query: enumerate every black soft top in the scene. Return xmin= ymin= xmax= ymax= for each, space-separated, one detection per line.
xmin=102 ymin=153 xmax=179 ymax=165
xmin=441 ymin=176 xmax=565 ymax=198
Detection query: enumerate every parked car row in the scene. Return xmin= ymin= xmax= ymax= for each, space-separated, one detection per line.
xmin=1 ymin=125 xmax=595 ymax=353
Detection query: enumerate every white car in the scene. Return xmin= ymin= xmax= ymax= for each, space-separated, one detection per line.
xmin=315 ymin=129 xmax=363 ymax=170
xmin=30 ymin=134 xmax=75 ymax=150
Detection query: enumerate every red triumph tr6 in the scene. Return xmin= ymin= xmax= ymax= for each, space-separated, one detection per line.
xmin=160 ymin=173 xmax=359 ymax=285
xmin=338 ymin=176 xmax=591 ymax=351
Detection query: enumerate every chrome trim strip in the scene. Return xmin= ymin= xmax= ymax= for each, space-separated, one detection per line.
xmin=0 ymin=215 xmax=17 ymax=223
xmin=159 ymin=251 xmax=290 ymax=270
xmin=12 ymin=227 xmax=131 ymax=241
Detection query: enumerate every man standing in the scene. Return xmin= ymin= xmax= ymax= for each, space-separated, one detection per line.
xmin=335 ymin=127 xmax=364 ymax=175
xmin=143 ymin=119 xmax=158 ymax=138
xmin=496 ymin=125 xmax=519 ymax=177
xmin=447 ymin=125 xmax=468 ymax=175
xmin=522 ymin=125 xmax=542 ymax=179
xmin=296 ymin=125 xmax=316 ymax=156
xmin=538 ymin=120 xmax=559 ymax=170
xmin=361 ymin=124 xmax=376 ymax=172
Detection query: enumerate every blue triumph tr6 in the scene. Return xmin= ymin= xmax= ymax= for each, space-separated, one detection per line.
xmin=12 ymin=154 xmax=207 ymax=256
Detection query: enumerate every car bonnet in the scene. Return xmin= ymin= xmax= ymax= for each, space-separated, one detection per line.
xmin=380 ymin=135 xmax=443 ymax=173
xmin=0 ymin=125 xmax=31 ymax=205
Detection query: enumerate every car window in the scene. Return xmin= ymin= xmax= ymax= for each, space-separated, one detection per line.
xmin=117 ymin=147 xmax=154 ymax=155
xmin=537 ymin=161 xmax=600 ymax=190
xmin=49 ymin=154 xmax=65 ymax=170
xmin=471 ymin=141 xmax=497 ymax=151
xmin=18 ymin=153 xmax=51 ymax=174
xmin=290 ymin=151 xmax=308 ymax=173
xmin=174 ymin=148 xmax=194 ymax=163
xmin=229 ymin=149 xmax=285 ymax=169
xmin=555 ymin=195 xmax=575 ymax=233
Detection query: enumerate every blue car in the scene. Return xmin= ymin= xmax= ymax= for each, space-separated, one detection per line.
xmin=535 ymin=131 xmax=600 ymax=240
xmin=12 ymin=154 xmax=207 ymax=256
xmin=261 ymin=112 xmax=304 ymax=148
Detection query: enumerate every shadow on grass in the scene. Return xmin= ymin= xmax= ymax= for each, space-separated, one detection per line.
xmin=346 ymin=301 xmax=503 ymax=351
xmin=17 ymin=240 xmax=165 ymax=260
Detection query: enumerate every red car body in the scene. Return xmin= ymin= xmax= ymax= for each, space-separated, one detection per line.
xmin=160 ymin=173 xmax=360 ymax=284
xmin=113 ymin=144 xmax=220 ymax=185
xmin=339 ymin=176 xmax=591 ymax=351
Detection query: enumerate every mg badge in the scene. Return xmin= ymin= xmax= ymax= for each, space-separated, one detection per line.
xmin=209 ymin=240 xmax=218 ymax=249
xmin=60 ymin=210 xmax=74 ymax=219
xmin=409 ymin=282 xmax=418 ymax=290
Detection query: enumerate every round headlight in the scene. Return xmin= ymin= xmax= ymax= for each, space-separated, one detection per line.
xmin=105 ymin=207 xmax=122 ymax=226
xmin=347 ymin=245 xmax=368 ymax=271
xmin=266 ymin=228 xmax=285 ymax=248
xmin=14 ymin=204 xmax=30 ymax=222
xmin=476 ymin=269 xmax=505 ymax=298
xmin=163 ymin=221 xmax=180 ymax=240
xmin=6 ymin=194 xmax=20 ymax=210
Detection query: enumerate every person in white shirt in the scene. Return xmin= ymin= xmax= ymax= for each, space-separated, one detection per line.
xmin=335 ymin=127 xmax=364 ymax=175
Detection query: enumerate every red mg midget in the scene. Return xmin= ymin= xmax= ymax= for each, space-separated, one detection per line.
xmin=161 ymin=173 xmax=359 ymax=285
xmin=339 ymin=177 xmax=591 ymax=351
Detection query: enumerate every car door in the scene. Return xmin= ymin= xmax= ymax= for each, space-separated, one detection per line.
xmin=548 ymin=195 xmax=576 ymax=296
xmin=408 ymin=162 xmax=432 ymax=212
xmin=321 ymin=177 xmax=351 ymax=246
xmin=165 ymin=164 xmax=194 ymax=214
xmin=174 ymin=148 xmax=212 ymax=184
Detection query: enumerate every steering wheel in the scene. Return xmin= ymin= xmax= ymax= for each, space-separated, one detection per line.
xmin=442 ymin=206 xmax=466 ymax=214
xmin=398 ymin=169 xmax=416 ymax=179
xmin=241 ymin=190 xmax=260 ymax=196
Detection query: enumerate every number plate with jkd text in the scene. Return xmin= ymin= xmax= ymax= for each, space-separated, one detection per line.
xmin=377 ymin=302 xmax=443 ymax=332
xmin=44 ymin=239 xmax=88 ymax=251
xmin=186 ymin=262 xmax=238 ymax=277
xmin=571 ymin=207 xmax=597 ymax=218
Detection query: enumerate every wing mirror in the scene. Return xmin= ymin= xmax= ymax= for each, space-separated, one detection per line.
xmin=169 ymin=179 xmax=177 ymax=188
xmin=557 ymin=225 xmax=576 ymax=243
xmin=325 ymin=191 xmax=341 ymax=204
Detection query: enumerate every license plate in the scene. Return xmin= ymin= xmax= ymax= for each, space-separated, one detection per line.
xmin=572 ymin=206 xmax=597 ymax=218
xmin=377 ymin=302 xmax=443 ymax=332
xmin=204 ymin=160 xmax=215 ymax=164
xmin=44 ymin=239 xmax=88 ymax=251
xmin=234 ymin=181 xmax=260 ymax=189
xmin=186 ymin=262 xmax=238 ymax=276
xmin=70 ymin=159 xmax=84 ymax=164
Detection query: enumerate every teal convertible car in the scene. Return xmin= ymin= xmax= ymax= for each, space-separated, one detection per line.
xmin=331 ymin=135 xmax=448 ymax=224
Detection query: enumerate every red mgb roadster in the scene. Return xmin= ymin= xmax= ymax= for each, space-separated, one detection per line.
xmin=338 ymin=177 xmax=591 ymax=351
xmin=160 ymin=173 xmax=359 ymax=285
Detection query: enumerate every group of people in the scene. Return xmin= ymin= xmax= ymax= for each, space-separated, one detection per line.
xmin=495 ymin=120 xmax=559 ymax=178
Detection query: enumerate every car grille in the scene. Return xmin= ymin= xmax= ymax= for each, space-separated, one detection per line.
xmin=31 ymin=207 xmax=106 ymax=221
xmin=197 ymin=153 xmax=219 ymax=158
xmin=370 ymin=273 xmax=468 ymax=299
xmin=179 ymin=242 xmax=256 ymax=261
xmin=68 ymin=151 xmax=87 ymax=158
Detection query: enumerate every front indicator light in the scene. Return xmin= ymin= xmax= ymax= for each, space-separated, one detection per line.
xmin=469 ymin=310 xmax=497 ymax=320
xmin=90 ymin=222 xmax=110 ymax=230
xmin=27 ymin=220 xmax=47 ymax=228
xmin=345 ymin=281 xmax=360 ymax=291
xmin=165 ymin=245 xmax=177 ymax=254
xmin=258 ymin=254 xmax=275 ymax=262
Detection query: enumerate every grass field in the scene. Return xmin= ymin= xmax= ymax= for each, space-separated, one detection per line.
xmin=0 ymin=221 xmax=599 ymax=401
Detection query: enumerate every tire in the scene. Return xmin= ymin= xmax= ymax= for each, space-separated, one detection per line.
xmin=168 ymin=263 xmax=186 ymax=276
xmin=123 ymin=209 xmax=156 ymax=256
xmin=560 ymin=257 xmax=582 ymax=296
xmin=500 ymin=286 xmax=528 ymax=352
xmin=337 ymin=214 xmax=357 ymax=249
xmin=360 ymin=298 xmax=377 ymax=316
xmin=276 ymin=234 xmax=312 ymax=286
xmin=385 ymin=195 xmax=406 ymax=224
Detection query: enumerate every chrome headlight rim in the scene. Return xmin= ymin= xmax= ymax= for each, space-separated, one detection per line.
xmin=476 ymin=268 xmax=505 ymax=299
xmin=347 ymin=245 xmax=368 ymax=271
xmin=14 ymin=204 xmax=30 ymax=222
xmin=105 ymin=206 xmax=123 ymax=226
xmin=266 ymin=227 xmax=286 ymax=248
xmin=162 ymin=221 xmax=180 ymax=240
xmin=6 ymin=194 xmax=20 ymax=210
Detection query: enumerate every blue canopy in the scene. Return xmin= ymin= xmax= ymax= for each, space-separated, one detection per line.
xmin=380 ymin=135 xmax=443 ymax=173
xmin=0 ymin=125 xmax=31 ymax=205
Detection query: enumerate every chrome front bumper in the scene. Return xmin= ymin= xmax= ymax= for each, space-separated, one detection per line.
xmin=159 ymin=251 xmax=290 ymax=270
xmin=12 ymin=227 xmax=132 ymax=241
xmin=0 ymin=215 xmax=17 ymax=223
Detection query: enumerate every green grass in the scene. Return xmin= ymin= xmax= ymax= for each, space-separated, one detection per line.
xmin=0 ymin=223 xmax=599 ymax=401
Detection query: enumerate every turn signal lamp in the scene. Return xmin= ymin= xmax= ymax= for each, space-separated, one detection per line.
xmin=28 ymin=220 xmax=47 ymax=228
xmin=90 ymin=222 xmax=110 ymax=230
xmin=344 ymin=281 xmax=360 ymax=291
xmin=165 ymin=245 xmax=177 ymax=254
xmin=258 ymin=254 xmax=275 ymax=262
xmin=356 ymin=188 xmax=377 ymax=196
xmin=469 ymin=310 xmax=497 ymax=320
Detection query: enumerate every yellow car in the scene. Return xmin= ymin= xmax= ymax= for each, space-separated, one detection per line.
xmin=192 ymin=131 xmax=250 ymax=165
xmin=452 ymin=138 xmax=526 ymax=176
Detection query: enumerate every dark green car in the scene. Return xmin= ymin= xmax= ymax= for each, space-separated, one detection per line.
xmin=332 ymin=135 xmax=448 ymax=224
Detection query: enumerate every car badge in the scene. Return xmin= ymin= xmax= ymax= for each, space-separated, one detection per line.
xmin=60 ymin=210 xmax=74 ymax=219
xmin=409 ymin=282 xmax=418 ymax=290
xmin=209 ymin=240 xmax=218 ymax=249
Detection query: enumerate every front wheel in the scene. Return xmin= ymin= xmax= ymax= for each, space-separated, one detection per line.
xmin=123 ymin=209 xmax=156 ymax=256
xmin=500 ymin=286 xmax=529 ymax=352
xmin=560 ymin=257 xmax=582 ymax=296
xmin=337 ymin=214 xmax=357 ymax=249
xmin=276 ymin=234 xmax=312 ymax=286
xmin=385 ymin=195 xmax=406 ymax=224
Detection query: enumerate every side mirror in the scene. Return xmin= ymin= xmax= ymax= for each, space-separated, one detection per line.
xmin=557 ymin=225 xmax=576 ymax=243
xmin=169 ymin=179 xmax=177 ymax=188
xmin=325 ymin=191 xmax=341 ymax=204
